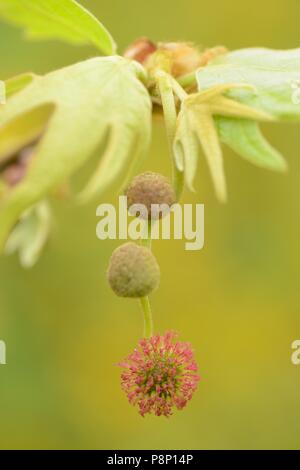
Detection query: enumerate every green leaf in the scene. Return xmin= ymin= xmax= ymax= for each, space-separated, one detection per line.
xmin=0 ymin=56 xmax=152 ymax=251
xmin=216 ymin=117 xmax=287 ymax=172
xmin=196 ymin=48 xmax=300 ymax=120
xmin=5 ymin=201 xmax=51 ymax=268
xmin=0 ymin=0 xmax=116 ymax=55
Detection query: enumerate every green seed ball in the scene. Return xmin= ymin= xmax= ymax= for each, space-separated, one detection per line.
xmin=107 ymin=242 xmax=160 ymax=298
xmin=125 ymin=172 xmax=176 ymax=220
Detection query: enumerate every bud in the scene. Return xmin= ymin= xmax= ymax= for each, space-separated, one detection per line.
xmin=125 ymin=172 xmax=176 ymax=220
xmin=107 ymin=242 xmax=160 ymax=298
xmin=159 ymin=42 xmax=202 ymax=77
xmin=123 ymin=37 xmax=157 ymax=64
xmin=144 ymin=42 xmax=227 ymax=79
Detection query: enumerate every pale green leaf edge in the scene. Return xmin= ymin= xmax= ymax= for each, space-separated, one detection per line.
xmin=0 ymin=0 xmax=117 ymax=55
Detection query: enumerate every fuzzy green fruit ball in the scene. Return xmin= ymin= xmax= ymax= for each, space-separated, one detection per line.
xmin=125 ymin=172 xmax=176 ymax=220
xmin=107 ymin=242 xmax=160 ymax=298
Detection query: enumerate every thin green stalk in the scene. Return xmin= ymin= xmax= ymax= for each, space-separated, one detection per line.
xmin=140 ymin=296 xmax=153 ymax=338
xmin=169 ymin=75 xmax=188 ymax=101
xmin=156 ymin=71 xmax=184 ymax=200
xmin=140 ymin=71 xmax=190 ymax=338
xmin=139 ymin=220 xmax=154 ymax=337
xmin=140 ymin=220 xmax=152 ymax=249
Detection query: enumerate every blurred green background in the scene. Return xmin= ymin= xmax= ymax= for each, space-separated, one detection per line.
xmin=0 ymin=0 xmax=300 ymax=450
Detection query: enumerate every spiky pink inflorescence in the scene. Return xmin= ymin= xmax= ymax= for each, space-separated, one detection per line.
xmin=119 ymin=331 xmax=200 ymax=417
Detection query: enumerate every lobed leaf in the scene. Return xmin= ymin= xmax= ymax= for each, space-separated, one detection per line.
xmin=0 ymin=56 xmax=152 ymax=251
xmin=196 ymin=48 xmax=300 ymax=120
xmin=191 ymin=48 xmax=297 ymax=185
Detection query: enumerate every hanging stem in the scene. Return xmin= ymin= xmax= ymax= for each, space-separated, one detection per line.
xmin=156 ymin=71 xmax=184 ymax=200
xmin=140 ymin=296 xmax=153 ymax=338
xmin=140 ymin=220 xmax=152 ymax=249
xmin=138 ymin=71 xmax=190 ymax=339
xmin=139 ymin=220 xmax=154 ymax=337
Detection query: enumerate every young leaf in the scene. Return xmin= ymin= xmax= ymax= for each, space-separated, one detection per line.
xmin=182 ymin=48 xmax=299 ymax=200
xmin=196 ymin=48 xmax=300 ymax=120
xmin=216 ymin=117 xmax=287 ymax=172
xmin=174 ymin=99 xmax=227 ymax=202
xmin=0 ymin=0 xmax=116 ymax=55
xmin=0 ymin=56 xmax=152 ymax=251
xmin=173 ymin=82 xmax=278 ymax=202
xmin=174 ymin=105 xmax=199 ymax=192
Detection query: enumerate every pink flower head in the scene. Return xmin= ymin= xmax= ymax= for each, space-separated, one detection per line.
xmin=118 ymin=331 xmax=200 ymax=417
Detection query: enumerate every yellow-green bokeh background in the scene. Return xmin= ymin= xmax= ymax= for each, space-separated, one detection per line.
xmin=0 ymin=0 xmax=300 ymax=450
